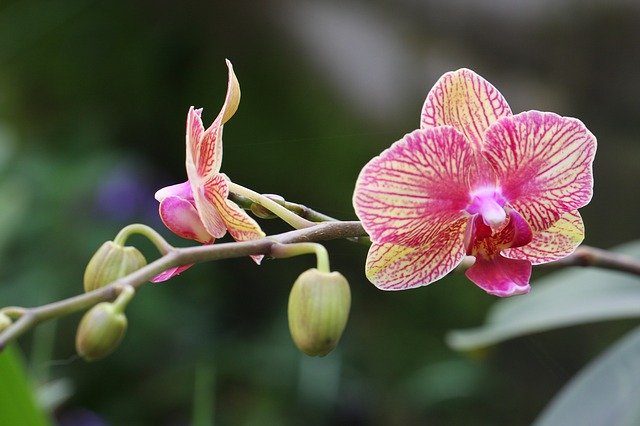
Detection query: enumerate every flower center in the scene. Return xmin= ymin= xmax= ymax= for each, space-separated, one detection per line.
xmin=466 ymin=187 xmax=507 ymax=229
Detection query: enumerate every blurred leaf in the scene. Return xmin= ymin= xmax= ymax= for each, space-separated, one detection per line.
xmin=447 ymin=241 xmax=640 ymax=351
xmin=0 ymin=345 xmax=50 ymax=426
xmin=534 ymin=325 xmax=640 ymax=426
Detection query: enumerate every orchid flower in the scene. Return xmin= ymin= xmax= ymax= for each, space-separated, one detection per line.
xmin=353 ymin=69 xmax=596 ymax=297
xmin=153 ymin=60 xmax=265 ymax=282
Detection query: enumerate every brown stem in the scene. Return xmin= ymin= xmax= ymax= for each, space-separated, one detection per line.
xmin=0 ymin=221 xmax=366 ymax=351
xmin=547 ymin=245 xmax=640 ymax=275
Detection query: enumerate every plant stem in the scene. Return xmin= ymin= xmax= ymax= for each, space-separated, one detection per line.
xmin=0 ymin=221 xmax=366 ymax=351
xmin=547 ymin=245 xmax=640 ymax=275
xmin=271 ymin=243 xmax=331 ymax=273
xmin=114 ymin=224 xmax=174 ymax=254
xmin=227 ymin=182 xmax=315 ymax=229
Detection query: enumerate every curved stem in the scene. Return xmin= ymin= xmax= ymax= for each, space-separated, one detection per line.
xmin=114 ymin=224 xmax=174 ymax=254
xmin=228 ymin=181 xmax=315 ymax=229
xmin=271 ymin=243 xmax=331 ymax=273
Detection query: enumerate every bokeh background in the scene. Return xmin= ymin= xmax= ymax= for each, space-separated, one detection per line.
xmin=1 ymin=0 xmax=639 ymax=424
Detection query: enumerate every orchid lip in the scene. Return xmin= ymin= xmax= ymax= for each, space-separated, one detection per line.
xmin=466 ymin=187 xmax=507 ymax=229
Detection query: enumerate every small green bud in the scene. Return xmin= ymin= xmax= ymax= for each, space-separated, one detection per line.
xmin=0 ymin=312 xmax=11 ymax=332
xmin=76 ymin=302 xmax=127 ymax=362
xmin=288 ymin=268 xmax=351 ymax=356
xmin=84 ymin=241 xmax=147 ymax=292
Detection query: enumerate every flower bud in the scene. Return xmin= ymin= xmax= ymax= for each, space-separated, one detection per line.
xmin=84 ymin=241 xmax=147 ymax=292
xmin=288 ymin=268 xmax=351 ymax=356
xmin=0 ymin=312 xmax=11 ymax=332
xmin=76 ymin=302 xmax=127 ymax=362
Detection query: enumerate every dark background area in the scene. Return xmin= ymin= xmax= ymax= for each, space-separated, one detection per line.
xmin=0 ymin=0 xmax=638 ymax=424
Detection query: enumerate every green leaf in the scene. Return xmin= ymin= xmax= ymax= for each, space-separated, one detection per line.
xmin=534 ymin=325 xmax=640 ymax=426
xmin=0 ymin=345 xmax=50 ymax=426
xmin=447 ymin=241 xmax=640 ymax=351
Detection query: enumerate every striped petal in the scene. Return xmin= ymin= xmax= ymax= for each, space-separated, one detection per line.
xmin=365 ymin=216 xmax=469 ymax=290
xmin=186 ymin=60 xmax=241 ymax=182
xmin=420 ymin=68 xmax=512 ymax=150
xmin=503 ymin=210 xmax=584 ymax=264
xmin=201 ymin=174 xmax=266 ymax=264
xmin=465 ymin=255 xmax=531 ymax=297
xmin=158 ymin=196 xmax=213 ymax=244
xmin=483 ymin=111 xmax=596 ymax=231
xmin=353 ymin=127 xmax=478 ymax=247
xmin=192 ymin=177 xmax=228 ymax=240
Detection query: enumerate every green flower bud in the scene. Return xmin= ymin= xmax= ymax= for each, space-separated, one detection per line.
xmin=76 ymin=302 xmax=127 ymax=362
xmin=84 ymin=241 xmax=147 ymax=292
xmin=288 ymin=268 xmax=351 ymax=356
xmin=0 ymin=312 xmax=11 ymax=332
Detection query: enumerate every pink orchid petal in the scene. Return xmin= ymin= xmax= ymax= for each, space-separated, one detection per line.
xmin=420 ymin=68 xmax=512 ymax=150
xmin=158 ymin=196 xmax=213 ymax=243
xmin=503 ymin=210 xmax=584 ymax=265
xmin=155 ymin=181 xmax=193 ymax=202
xmin=365 ymin=216 xmax=469 ymax=290
xmin=465 ymin=255 xmax=531 ymax=297
xmin=353 ymin=127 xmax=479 ymax=246
xmin=483 ymin=111 xmax=596 ymax=231
xmin=185 ymin=107 xmax=205 ymax=178
xmin=150 ymin=264 xmax=194 ymax=283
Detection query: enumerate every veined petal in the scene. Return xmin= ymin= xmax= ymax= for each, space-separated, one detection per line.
xmin=365 ymin=216 xmax=469 ymax=290
xmin=353 ymin=127 xmax=478 ymax=246
xmin=155 ymin=181 xmax=193 ymax=202
xmin=503 ymin=210 xmax=584 ymax=265
xmin=158 ymin=196 xmax=213 ymax=243
xmin=151 ymin=264 xmax=194 ymax=283
xmin=186 ymin=61 xmax=241 ymax=183
xmin=420 ymin=68 xmax=512 ymax=150
xmin=185 ymin=107 xmax=205 ymax=179
xmin=201 ymin=174 xmax=266 ymax=264
xmin=483 ymin=111 xmax=596 ymax=231
xmin=191 ymin=177 xmax=228 ymax=240
xmin=465 ymin=255 xmax=531 ymax=297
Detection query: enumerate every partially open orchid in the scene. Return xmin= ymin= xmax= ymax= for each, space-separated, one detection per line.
xmin=154 ymin=60 xmax=265 ymax=282
xmin=353 ymin=69 xmax=596 ymax=297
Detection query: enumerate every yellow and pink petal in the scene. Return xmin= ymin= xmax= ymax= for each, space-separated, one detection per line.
xmin=365 ymin=215 xmax=469 ymax=290
xmin=186 ymin=60 xmax=241 ymax=183
xmin=503 ymin=210 xmax=584 ymax=265
xmin=353 ymin=127 xmax=478 ymax=247
xmin=420 ymin=68 xmax=512 ymax=150
xmin=201 ymin=174 xmax=265 ymax=264
xmin=482 ymin=111 xmax=596 ymax=231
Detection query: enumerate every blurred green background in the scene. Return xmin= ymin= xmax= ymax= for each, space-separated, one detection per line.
xmin=0 ymin=0 xmax=639 ymax=424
